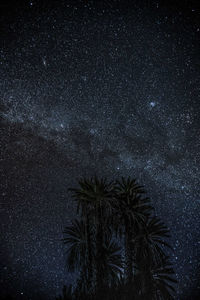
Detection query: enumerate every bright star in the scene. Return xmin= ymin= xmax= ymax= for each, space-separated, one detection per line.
xmin=42 ymin=57 xmax=47 ymax=67
xmin=150 ymin=102 xmax=156 ymax=107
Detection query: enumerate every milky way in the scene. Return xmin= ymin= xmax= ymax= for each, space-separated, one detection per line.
xmin=0 ymin=0 xmax=200 ymax=299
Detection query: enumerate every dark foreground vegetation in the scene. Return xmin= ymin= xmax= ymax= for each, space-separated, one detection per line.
xmin=56 ymin=176 xmax=177 ymax=300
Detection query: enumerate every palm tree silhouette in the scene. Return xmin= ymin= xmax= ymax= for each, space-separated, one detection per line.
xmin=68 ymin=176 xmax=115 ymax=293
xmin=136 ymin=256 xmax=177 ymax=299
xmin=59 ymin=176 xmax=177 ymax=299
xmin=63 ymin=219 xmax=123 ymax=298
xmin=62 ymin=219 xmax=90 ymax=296
xmin=113 ymin=177 xmax=153 ymax=284
xmin=98 ymin=230 xmax=123 ymax=288
xmin=62 ymin=219 xmax=87 ymax=272
xmin=134 ymin=216 xmax=172 ymax=269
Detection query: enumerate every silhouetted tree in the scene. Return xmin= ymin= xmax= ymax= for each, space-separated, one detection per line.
xmin=68 ymin=176 xmax=115 ymax=295
xmin=58 ymin=176 xmax=177 ymax=299
xmin=113 ymin=177 xmax=153 ymax=284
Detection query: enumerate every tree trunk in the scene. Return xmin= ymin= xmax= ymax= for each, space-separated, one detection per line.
xmin=124 ymin=223 xmax=133 ymax=284
xmin=86 ymin=214 xmax=94 ymax=295
xmin=96 ymin=206 xmax=104 ymax=295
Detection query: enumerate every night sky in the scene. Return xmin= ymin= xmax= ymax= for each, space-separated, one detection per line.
xmin=0 ymin=0 xmax=200 ymax=299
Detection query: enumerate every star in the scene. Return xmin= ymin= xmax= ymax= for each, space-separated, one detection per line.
xmin=42 ymin=57 xmax=47 ymax=67
xmin=150 ymin=102 xmax=156 ymax=108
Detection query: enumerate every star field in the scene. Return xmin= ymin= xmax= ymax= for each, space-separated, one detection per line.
xmin=0 ymin=0 xmax=200 ymax=299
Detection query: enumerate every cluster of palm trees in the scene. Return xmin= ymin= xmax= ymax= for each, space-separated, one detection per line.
xmin=57 ymin=176 xmax=177 ymax=299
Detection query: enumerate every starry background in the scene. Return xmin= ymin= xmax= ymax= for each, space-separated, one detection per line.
xmin=0 ymin=0 xmax=200 ymax=299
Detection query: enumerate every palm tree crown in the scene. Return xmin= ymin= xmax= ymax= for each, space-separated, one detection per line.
xmin=59 ymin=176 xmax=177 ymax=300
